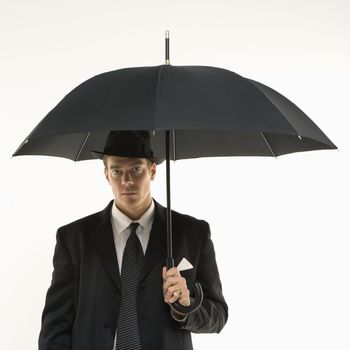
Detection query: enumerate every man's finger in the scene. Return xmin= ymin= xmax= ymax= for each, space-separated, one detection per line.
xmin=178 ymin=290 xmax=191 ymax=306
xmin=179 ymin=298 xmax=190 ymax=306
xmin=162 ymin=266 xmax=181 ymax=279
xmin=163 ymin=277 xmax=183 ymax=292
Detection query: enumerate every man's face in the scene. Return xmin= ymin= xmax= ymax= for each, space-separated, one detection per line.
xmin=104 ymin=156 xmax=156 ymax=218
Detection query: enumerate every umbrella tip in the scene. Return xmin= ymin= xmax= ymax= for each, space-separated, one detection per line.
xmin=165 ymin=30 xmax=170 ymax=65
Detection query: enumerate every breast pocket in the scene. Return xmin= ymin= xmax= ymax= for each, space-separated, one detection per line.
xmin=174 ymin=257 xmax=196 ymax=286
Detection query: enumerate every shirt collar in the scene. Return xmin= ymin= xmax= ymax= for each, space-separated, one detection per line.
xmin=111 ymin=199 xmax=155 ymax=235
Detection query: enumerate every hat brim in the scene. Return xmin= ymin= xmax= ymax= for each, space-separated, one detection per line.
xmin=91 ymin=150 xmax=164 ymax=165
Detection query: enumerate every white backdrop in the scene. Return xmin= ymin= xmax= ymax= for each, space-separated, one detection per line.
xmin=1 ymin=0 xmax=349 ymax=349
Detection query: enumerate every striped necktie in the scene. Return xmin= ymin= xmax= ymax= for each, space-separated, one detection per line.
xmin=115 ymin=222 xmax=144 ymax=350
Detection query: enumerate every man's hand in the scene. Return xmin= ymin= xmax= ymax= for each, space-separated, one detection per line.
xmin=162 ymin=266 xmax=191 ymax=308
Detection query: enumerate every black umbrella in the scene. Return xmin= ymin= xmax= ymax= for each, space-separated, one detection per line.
xmin=13 ymin=31 xmax=337 ymax=313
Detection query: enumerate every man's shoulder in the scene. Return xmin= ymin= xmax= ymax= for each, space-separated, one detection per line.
xmin=58 ymin=200 xmax=113 ymax=233
xmin=154 ymin=199 xmax=209 ymax=229
xmin=170 ymin=208 xmax=211 ymax=241
xmin=172 ymin=209 xmax=207 ymax=226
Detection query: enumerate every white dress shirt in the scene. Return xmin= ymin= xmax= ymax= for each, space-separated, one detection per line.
xmin=110 ymin=199 xmax=155 ymax=273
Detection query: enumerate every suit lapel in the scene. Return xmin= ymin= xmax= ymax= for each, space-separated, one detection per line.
xmin=93 ymin=200 xmax=168 ymax=291
xmin=93 ymin=200 xmax=121 ymax=291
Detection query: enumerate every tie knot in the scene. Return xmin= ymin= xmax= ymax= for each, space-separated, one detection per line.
xmin=129 ymin=222 xmax=139 ymax=233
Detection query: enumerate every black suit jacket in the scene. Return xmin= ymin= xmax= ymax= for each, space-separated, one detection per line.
xmin=39 ymin=200 xmax=228 ymax=350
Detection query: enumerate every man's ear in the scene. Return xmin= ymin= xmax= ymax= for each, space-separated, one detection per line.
xmin=150 ymin=163 xmax=156 ymax=180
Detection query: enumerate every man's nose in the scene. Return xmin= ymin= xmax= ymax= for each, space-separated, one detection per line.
xmin=122 ymin=171 xmax=134 ymax=185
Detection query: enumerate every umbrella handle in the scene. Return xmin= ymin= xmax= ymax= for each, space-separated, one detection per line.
xmin=170 ymin=282 xmax=203 ymax=315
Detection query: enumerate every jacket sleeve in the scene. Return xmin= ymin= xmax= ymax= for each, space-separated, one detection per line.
xmin=177 ymin=221 xmax=228 ymax=333
xmin=38 ymin=228 xmax=75 ymax=350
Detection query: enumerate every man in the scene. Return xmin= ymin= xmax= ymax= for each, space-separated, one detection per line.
xmin=39 ymin=130 xmax=228 ymax=350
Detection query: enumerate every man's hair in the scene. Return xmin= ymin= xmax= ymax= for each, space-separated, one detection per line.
xmin=102 ymin=155 xmax=108 ymax=168
xmin=103 ymin=155 xmax=154 ymax=169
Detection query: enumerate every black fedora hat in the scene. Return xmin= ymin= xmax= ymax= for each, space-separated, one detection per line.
xmin=91 ymin=130 xmax=161 ymax=164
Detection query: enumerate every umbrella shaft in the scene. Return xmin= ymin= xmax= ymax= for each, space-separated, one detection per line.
xmin=166 ymin=130 xmax=174 ymax=268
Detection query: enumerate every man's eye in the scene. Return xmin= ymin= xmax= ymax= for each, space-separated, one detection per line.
xmin=133 ymin=167 xmax=141 ymax=173
xmin=112 ymin=170 xmax=122 ymax=175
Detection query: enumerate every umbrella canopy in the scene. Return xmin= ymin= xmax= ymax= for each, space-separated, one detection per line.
xmin=13 ymin=64 xmax=336 ymax=161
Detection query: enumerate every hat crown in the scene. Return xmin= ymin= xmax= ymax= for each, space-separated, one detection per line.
xmin=92 ymin=130 xmax=154 ymax=160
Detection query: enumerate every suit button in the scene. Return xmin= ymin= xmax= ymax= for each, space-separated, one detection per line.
xmin=103 ymin=321 xmax=111 ymax=328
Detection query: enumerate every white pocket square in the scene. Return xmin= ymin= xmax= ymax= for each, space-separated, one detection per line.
xmin=177 ymin=257 xmax=193 ymax=272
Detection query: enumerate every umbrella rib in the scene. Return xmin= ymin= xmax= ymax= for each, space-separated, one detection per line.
xmin=246 ymin=78 xmax=301 ymax=136
xmin=75 ymin=132 xmax=91 ymax=161
xmin=172 ymin=129 xmax=176 ymax=161
xmin=260 ymin=132 xmax=277 ymax=157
